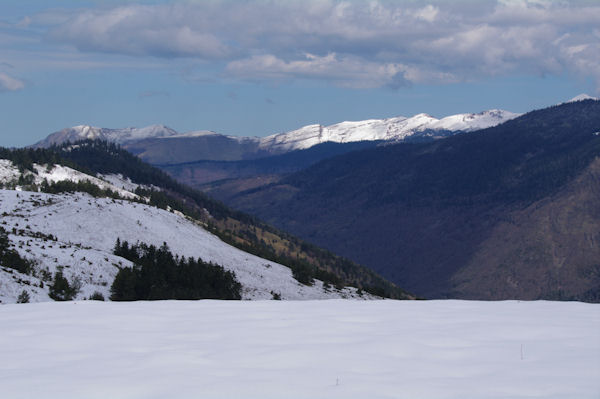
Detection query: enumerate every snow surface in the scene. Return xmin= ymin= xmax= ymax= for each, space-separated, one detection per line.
xmin=0 ymin=159 xmax=138 ymax=199
xmin=97 ymin=173 xmax=143 ymax=193
xmin=33 ymin=164 xmax=138 ymax=199
xmin=0 ymin=159 xmax=20 ymax=183
xmin=1 ymin=299 xmax=598 ymax=399
xmin=0 ymin=189 xmax=367 ymax=302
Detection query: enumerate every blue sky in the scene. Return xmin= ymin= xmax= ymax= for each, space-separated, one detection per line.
xmin=0 ymin=0 xmax=598 ymax=147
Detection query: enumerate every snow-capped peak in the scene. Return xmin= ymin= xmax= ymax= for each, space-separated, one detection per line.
xmin=32 ymin=124 xmax=180 ymax=148
xmin=257 ymin=109 xmax=520 ymax=153
xmin=566 ymin=93 xmax=598 ymax=103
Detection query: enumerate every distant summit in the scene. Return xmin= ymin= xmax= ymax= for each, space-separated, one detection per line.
xmin=32 ymin=124 xmax=179 ymax=148
xmin=565 ymin=93 xmax=599 ymax=103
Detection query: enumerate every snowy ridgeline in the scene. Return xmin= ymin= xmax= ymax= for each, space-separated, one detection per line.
xmin=34 ymin=108 xmax=521 ymax=154
xmin=258 ymin=109 xmax=520 ymax=153
xmin=1 ymin=299 xmax=598 ymax=399
xmin=0 ymin=159 xmax=140 ymax=199
xmin=0 ymin=187 xmax=368 ymax=303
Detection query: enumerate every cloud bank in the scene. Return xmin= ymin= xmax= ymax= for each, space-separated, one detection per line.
xmin=44 ymin=0 xmax=600 ymax=89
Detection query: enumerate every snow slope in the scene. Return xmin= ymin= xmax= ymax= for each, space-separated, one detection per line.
xmin=1 ymin=299 xmax=598 ymax=399
xmin=0 ymin=159 xmax=138 ymax=199
xmin=0 ymin=189 xmax=366 ymax=303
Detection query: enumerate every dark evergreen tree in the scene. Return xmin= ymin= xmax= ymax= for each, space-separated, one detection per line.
xmin=17 ymin=290 xmax=30 ymax=303
xmin=0 ymin=227 xmax=33 ymax=274
xmin=49 ymin=271 xmax=78 ymax=301
xmin=88 ymin=291 xmax=105 ymax=301
xmin=110 ymin=239 xmax=242 ymax=301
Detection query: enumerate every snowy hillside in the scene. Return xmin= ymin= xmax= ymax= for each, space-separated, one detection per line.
xmin=32 ymin=108 xmax=519 ymax=155
xmin=1 ymin=299 xmax=598 ymax=399
xmin=0 ymin=160 xmax=368 ymax=303
xmin=0 ymin=159 xmax=138 ymax=199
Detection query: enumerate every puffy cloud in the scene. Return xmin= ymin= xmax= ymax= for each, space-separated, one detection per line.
xmin=41 ymin=0 xmax=600 ymax=89
xmin=0 ymin=72 xmax=24 ymax=92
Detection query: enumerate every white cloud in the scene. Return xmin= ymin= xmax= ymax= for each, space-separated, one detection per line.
xmin=29 ymin=1 xmax=600 ymax=90
xmin=0 ymin=72 xmax=24 ymax=92
xmin=50 ymin=5 xmax=230 ymax=59
xmin=226 ymin=53 xmax=411 ymax=88
xmin=413 ymin=5 xmax=440 ymax=23
xmin=225 ymin=52 xmax=459 ymax=88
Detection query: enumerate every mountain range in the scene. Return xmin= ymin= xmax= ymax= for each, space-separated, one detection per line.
xmin=12 ymin=95 xmax=600 ymax=303
xmin=33 ymin=108 xmax=520 ymax=163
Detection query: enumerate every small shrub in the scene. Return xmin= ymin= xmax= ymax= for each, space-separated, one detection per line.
xmin=17 ymin=290 xmax=30 ymax=303
xmin=49 ymin=271 xmax=79 ymax=301
xmin=88 ymin=291 xmax=105 ymax=301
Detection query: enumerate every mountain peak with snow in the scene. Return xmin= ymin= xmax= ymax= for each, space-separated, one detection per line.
xmin=566 ymin=93 xmax=598 ymax=103
xmin=31 ymin=107 xmax=521 ymax=159
xmin=257 ymin=108 xmax=520 ymax=153
xmin=32 ymin=124 xmax=180 ymax=148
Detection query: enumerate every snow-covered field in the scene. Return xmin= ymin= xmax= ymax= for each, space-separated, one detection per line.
xmin=1 ymin=299 xmax=598 ymax=399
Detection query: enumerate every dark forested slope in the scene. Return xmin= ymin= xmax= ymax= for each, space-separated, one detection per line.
xmin=226 ymin=100 xmax=600 ymax=300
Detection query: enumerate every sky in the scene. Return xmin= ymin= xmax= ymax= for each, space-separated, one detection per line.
xmin=0 ymin=0 xmax=598 ymax=147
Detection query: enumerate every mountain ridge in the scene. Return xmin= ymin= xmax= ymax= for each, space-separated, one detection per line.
xmin=32 ymin=108 xmax=520 ymax=163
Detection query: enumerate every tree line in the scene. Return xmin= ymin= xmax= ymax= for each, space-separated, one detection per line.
xmin=110 ymin=239 xmax=242 ymax=301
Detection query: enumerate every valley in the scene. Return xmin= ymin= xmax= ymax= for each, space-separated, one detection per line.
xmin=201 ymin=100 xmax=600 ymax=301
xmin=4 ymin=98 xmax=600 ymax=303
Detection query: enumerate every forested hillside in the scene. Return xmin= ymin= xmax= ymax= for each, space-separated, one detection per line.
xmin=225 ymin=100 xmax=600 ymax=301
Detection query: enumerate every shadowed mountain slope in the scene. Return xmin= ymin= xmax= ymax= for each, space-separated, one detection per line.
xmin=224 ymin=100 xmax=600 ymax=300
